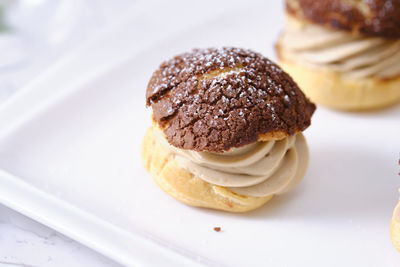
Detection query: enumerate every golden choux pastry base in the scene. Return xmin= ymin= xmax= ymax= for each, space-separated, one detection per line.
xmin=391 ymin=200 xmax=400 ymax=252
xmin=279 ymin=59 xmax=400 ymax=111
xmin=142 ymin=127 xmax=273 ymax=212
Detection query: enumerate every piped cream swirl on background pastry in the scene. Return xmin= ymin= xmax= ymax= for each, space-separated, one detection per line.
xmin=155 ymin=129 xmax=309 ymax=197
xmin=279 ymin=17 xmax=400 ymax=79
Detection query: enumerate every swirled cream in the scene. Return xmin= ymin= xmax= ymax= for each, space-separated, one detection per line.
xmin=393 ymin=200 xmax=400 ymax=222
xmin=278 ymin=16 xmax=400 ymax=79
xmin=155 ymin=129 xmax=309 ymax=197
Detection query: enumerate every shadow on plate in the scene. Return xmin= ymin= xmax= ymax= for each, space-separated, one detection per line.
xmin=209 ymin=145 xmax=399 ymax=221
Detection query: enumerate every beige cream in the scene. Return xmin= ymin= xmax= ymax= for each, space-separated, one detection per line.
xmin=155 ymin=129 xmax=309 ymax=197
xmin=279 ymin=16 xmax=400 ymax=79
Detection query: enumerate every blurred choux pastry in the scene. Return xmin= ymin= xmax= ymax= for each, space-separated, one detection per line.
xmin=276 ymin=0 xmax=400 ymax=110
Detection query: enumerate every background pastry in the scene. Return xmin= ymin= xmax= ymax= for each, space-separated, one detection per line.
xmin=142 ymin=47 xmax=316 ymax=212
xmin=276 ymin=0 xmax=400 ymax=110
xmin=391 ymin=199 xmax=400 ymax=252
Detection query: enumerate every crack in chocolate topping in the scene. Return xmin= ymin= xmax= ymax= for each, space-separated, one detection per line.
xmin=286 ymin=0 xmax=400 ymax=39
xmin=146 ymin=47 xmax=316 ymax=152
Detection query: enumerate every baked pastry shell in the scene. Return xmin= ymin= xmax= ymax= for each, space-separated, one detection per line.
xmin=141 ymin=126 xmax=273 ymax=212
xmin=277 ymin=56 xmax=400 ymax=110
xmin=391 ymin=200 xmax=400 ymax=252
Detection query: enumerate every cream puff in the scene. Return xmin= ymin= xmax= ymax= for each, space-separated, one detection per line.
xmin=142 ymin=47 xmax=316 ymax=212
xmin=391 ymin=199 xmax=400 ymax=251
xmin=276 ymin=0 xmax=400 ymax=110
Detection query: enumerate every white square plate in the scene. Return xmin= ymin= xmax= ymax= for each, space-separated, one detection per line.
xmin=0 ymin=1 xmax=400 ymax=266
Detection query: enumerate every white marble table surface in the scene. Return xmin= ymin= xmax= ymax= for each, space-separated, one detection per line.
xmin=0 ymin=205 xmax=120 ymax=267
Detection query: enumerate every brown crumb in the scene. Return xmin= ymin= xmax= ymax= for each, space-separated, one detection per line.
xmin=213 ymin=227 xmax=221 ymax=232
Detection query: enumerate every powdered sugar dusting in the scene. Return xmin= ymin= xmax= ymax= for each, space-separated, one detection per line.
xmin=146 ymin=47 xmax=315 ymax=152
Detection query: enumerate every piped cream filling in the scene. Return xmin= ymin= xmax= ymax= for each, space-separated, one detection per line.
xmin=155 ymin=129 xmax=309 ymax=197
xmin=279 ymin=16 xmax=400 ymax=79
xmin=393 ymin=191 xmax=400 ymax=221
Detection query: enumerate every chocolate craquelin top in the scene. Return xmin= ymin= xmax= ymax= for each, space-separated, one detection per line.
xmin=286 ymin=0 xmax=400 ymax=39
xmin=146 ymin=47 xmax=315 ymax=152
